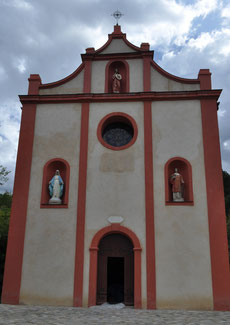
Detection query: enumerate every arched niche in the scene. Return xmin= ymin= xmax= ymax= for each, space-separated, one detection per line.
xmin=40 ymin=158 xmax=70 ymax=208
xmin=105 ymin=59 xmax=129 ymax=93
xmin=165 ymin=157 xmax=194 ymax=205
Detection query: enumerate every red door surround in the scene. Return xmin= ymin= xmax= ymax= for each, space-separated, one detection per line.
xmin=88 ymin=224 xmax=142 ymax=309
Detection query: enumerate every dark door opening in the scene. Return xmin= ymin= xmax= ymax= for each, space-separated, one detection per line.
xmin=107 ymin=257 xmax=124 ymax=304
xmin=97 ymin=234 xmax=134 ymax=305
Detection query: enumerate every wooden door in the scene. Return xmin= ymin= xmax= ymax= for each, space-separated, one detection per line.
xmin=96 ymin=234 xmax=134 ymax=305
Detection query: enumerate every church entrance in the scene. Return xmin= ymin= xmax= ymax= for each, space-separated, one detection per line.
xmin=96 ymin=234 xmax=134 ymax=305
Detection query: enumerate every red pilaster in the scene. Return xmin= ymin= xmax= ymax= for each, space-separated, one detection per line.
xmin=198 ymin=69 xmax=212 ymax=90
xmin=73 ymin=102 xmax=90 ymax=306
xmin=144 ymin=101 xmax=156 ymax=309
xmin=83 ymin=60 xmax=92 ymax=93
xmin=201 ymin=98 xmax=230 ymax=310
xmin=1 ymin=103 xmax=37 ymax=304
xmin=28 ymin=74 xmax=41 ymax=95
xmin=143 ymin=55 xmax=151 ymax=91
xmin=88 ymin=247 xmax=98 ymax=306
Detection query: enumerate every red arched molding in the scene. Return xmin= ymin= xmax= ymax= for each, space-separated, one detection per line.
xmin=40 ymin=158 xmax=70 ymax=208
xmin=39 ymin=63 xmax=84 ymax=89
xmin=105 ymin=59 xmax=130 ymax=93
xmin=88 ymin=224 xmax=142 ymax=308
xmin=165 ymin=157 xmax=194 ymax=205
xmin=150 ymin=61 xmax=200 ymax=85
xmin=97 ymin=112 xmax=138 ymax=151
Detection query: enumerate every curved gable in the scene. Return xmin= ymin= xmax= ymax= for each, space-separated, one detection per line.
xmin=150 ymin=61 xmax=200 ymax=91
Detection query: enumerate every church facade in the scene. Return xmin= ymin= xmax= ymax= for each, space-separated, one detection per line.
xmin=2 ymin=25 xmax=230 ymax=310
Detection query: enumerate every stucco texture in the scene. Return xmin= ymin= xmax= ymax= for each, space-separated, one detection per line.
xmin=151 ymin=68 xmax=200 ymax=92
xmin=82 ymin=102 xmax=147 ymax=308
xmin=152 ymin=100 xmax=213 ymax=310
xmin=100 ymin=39 xmax=136 ymax=54
xmin=20 ymin=103 xmax=82 ymax=306
xmin=39 ymin=69 xmax=84 ymax=95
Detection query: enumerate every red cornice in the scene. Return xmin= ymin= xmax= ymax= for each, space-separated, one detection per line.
xmin=19 ymin=89 xmax=222 ymax=104
xmin=81 ymin=51 xmax=154 ymax=61
xmin=150 ymin=61 xmax=200 ymax=84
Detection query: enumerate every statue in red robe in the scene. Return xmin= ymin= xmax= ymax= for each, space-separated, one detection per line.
xmin=170 ymin=168 xmax=184 ymax=202
xmin=112 ymin=68 xmax=122 ymax=93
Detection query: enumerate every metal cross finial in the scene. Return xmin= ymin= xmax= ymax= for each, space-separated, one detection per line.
xmin=111 ymin=10 xmax=124 ymax=25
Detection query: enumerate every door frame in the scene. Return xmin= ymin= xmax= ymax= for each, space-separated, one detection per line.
xmin=88 ymin=224 xmax=142 ymax=308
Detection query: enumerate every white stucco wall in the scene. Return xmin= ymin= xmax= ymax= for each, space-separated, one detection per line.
xmin=100 ymin=39 xmax=136 ymax=54
xmin=82 ymin=102 xmax=147 ymax=308
xmin=151 ymin=68 xmax=200 ymax=91
xmin=152 ymin=100 xmax=213 ymax=309
xmin=20 ymin=103 xmax=82 ymax=306
xmin=128 ymin=59 xmax=143 ymax=92
xmin=39 ymin=69 xmax=84 ymax=95
xmin=91 ymin=61 xmax=107 ymax=93
xmin=91 ymin=59 xmax=144 ymax=93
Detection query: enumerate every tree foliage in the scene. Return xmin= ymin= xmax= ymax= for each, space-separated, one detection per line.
xmin=0 ymin=192 xmax=12 ymax=300
xmin=0 ymin=165 xmax=11 ymax=186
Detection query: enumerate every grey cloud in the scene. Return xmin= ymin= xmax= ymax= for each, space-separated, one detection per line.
xmin=1 ymin=0 xmax=230 ymax=193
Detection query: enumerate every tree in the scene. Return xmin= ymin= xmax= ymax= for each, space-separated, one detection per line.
xmin=0 ymin=165 xmax=11 ymax=186
xmin=0 ymin=166 xmax=11 ymax=300
xmin=0 ymin=192 xmax=12 ymax=300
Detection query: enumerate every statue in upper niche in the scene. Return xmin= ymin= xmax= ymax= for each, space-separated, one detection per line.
xmin=48 ymin=170 xmax=64 ymax=204
xmin=170 ymin=168 xmax=184 ymax=202
xmin=112 ymin=68 xmax=122 ymax=93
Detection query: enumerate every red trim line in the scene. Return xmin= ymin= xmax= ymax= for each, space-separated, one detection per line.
xmin=73 ymin=102 xmax=90 ymax=307
xmin=88 ymin=224 xmax=142 ymax=308
xmin=97 ymin=112 xmax=138 ymax=151
xmin=200 ymin=99 xmax=230 ymax=310
xmin=151 ymin=61 xmax=200 ymax=84
xmin=1 ymin=104 xmax=37 ymax=304
xmin=82 ymin=52 xmax=154 ymax=61
xmin=144 ymin=101 xmax=156 ymax=309
xmin=19 ymin=89 xmax=222 ymax=105
xmin=90 ymin=25 xmax=148 ymax=55
xmin=39 ymin=63 xmax=84 ymax=89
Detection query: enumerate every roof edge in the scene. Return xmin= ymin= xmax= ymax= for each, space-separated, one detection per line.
xmin=151 ymin=61 xmax=200 ymax=84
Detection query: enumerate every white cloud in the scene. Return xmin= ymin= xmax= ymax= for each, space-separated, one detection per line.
xmin=221 ymin=3 xmax=230 ymax=19
xmin=14 ymin=58 xmax=26 ymax=73
xmin=1 ymin=0 xmax=33 ymax=10
xmin=192 ymin=0 xmax=219 ymax=17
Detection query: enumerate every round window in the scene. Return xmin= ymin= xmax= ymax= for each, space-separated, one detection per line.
xmin=97 ymin=113 xmax=138 ymax=150
xmin=102 ymin=121 xmax=134 ymax=147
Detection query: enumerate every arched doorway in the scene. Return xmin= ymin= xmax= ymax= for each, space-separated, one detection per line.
xmin=97 ymin=234 xmax=134 ymax=305
xmin=88 ymin=224 xmax=142 ymax=308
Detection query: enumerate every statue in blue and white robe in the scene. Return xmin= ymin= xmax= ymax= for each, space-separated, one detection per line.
xmin=49 ymin=170 xmax=64 ymax=204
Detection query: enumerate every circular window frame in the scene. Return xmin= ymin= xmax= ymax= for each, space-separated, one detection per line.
xmin=97 ymin=112 xmax=138 ymax=151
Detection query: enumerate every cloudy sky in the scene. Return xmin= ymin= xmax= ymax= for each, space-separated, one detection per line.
xmin=0 ymin=0 xmax=230 ymax=192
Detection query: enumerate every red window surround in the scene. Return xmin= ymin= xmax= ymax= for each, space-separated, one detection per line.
xmin=97 ymin=112 xmax=138 ymax=151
